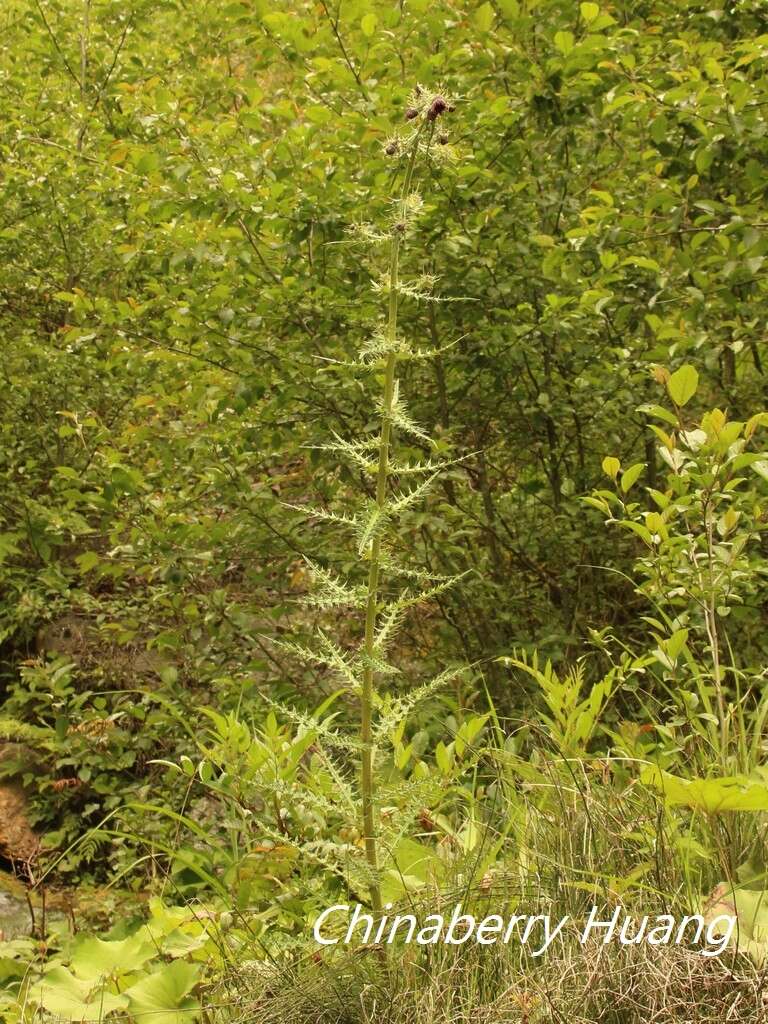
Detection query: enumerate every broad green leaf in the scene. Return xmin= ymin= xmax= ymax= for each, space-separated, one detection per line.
xmin=637 ymin=403 xmax=679 ymax=426
xmin=580 ymin=1 xmax=599 ymax=20
xmin=125 ymin=960 xmax=200 ymax=1024
xmin=620 ymin=463 xmax=644 ymax=493
xmin=461 ymin=818 xmax=480 ymax=853
xmin=70 ymin=933 xmax=156 ymax=980
xmin=391 ymin=837 xmax=440 ymax=882
xmin=617 ymin=520 xmax=653 ymax=545
xmin=666 ymin=628 xmax=689 ymax=660
xmin=554 ymin=30 xmax=574 ymax=54
xmin=361 ymin=12 xmax=377 ymax=36
xmin=31 ymin=966 xmax=129 ymax=1021
xmin=704 ymin=887 xmax=768 ymax=964
xmin=75 ymin=551 xmax=100 ymax=573
xmin=602 ymin=456 xmax=620 ymax=480
xmin=667 ymin=364 xmax=699 ymax=407
xmin=645 ymin=511 xmax=665 ymax=536
xmin=745 ymin=412 xmax=768 ymax=439
xmin=474 ymin=2 xmax=494 ymax=31
xmin=641 ymin=767 xmax=768 ymax=813
xmin=622 ymin=255 xmax=661 ymax=273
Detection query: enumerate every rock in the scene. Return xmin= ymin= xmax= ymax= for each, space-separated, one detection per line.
xmin=0 ymin=782 xmax=39 ymax=870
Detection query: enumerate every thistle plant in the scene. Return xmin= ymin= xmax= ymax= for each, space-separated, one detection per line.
xmin=283 ymin=87 xmax=464 ymax=913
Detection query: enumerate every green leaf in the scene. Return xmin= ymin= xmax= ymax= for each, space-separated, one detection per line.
xmin=70 ymin=933 xmax=156 ymax=980
xmin=704 ymin=887 xmax=768 ymax=964
xmin=617 ymin=520 xmax=653 ymax=545
xmin=622 ymin=255 xmax=661 ymax=273
xmin=580 ymin=1 xmax=599 ymax=20
xmin=361 ymin=12 xmax=377 ymax=37
xmin=32 ymin=966 xmax=129 ymax=1021
xmin=746 ymin=412 xmax=768 ymax=439
xmin=666 ymin=628 xmax=689 ymax=660
xmin=75 ymin=551 xmax=100 ymax=573
xmin=667 ymin=364 xmax=699 ymax=407
xmin=554 ymin=30 xmax=574 ymax=54
xmin=125 ymin=960 xmax=200 ymax=1024
xmin=641 ymin=767 xmax=768 ymax=813
xmin=620 ymin=463 xmax=645 ymax=493
xmin=637 ymin=403 xmax=678 ymax=426
xmin=602 ymin=456 xmax=620 ymax=480
xmin=474 ymin=2 xmax=494 ymax=31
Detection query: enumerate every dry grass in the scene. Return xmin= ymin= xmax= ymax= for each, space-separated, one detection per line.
xmin=210 ymin=934 xmax=767 ymax=1024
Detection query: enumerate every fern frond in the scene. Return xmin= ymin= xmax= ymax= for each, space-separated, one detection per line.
xmin=375 ymin=776 xmax=446 ymax=850
xmin=398 ymin=338 xmax=462 ymax=362
xmin=306 ymin=746 xmax=358 ymax=816
xmin=396 ymin=275 xmax=439 ymax=301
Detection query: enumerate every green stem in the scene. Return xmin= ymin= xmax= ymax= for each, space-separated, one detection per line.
xmin=360 ymin=128 xmax=424 ymax=915
xmin=704 ymin=499 xmax=727 ymax=761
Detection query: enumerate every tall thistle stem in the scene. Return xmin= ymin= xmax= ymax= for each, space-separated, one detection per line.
xmin=360 ymin=125 xmax=426 ymax=914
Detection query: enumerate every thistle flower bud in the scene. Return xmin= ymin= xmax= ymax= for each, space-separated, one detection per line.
xmin=427 ymin=96 xmax=448 ymax=121
xmin=385 ymin=142 xmax=398 ymax=155
xmin=405 ymin=107 xmax=419 ymax=121
xmin=438 ymin=134 xmax=449 ymax=145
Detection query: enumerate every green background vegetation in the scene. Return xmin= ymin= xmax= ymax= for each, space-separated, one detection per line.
xmin=3 ymin=0 xmax=768 ymax=1021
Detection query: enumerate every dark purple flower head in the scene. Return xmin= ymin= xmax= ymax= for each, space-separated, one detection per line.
xmin=405 ymin=107 xmax=419 ymax=121
xmin=427 ymin=96 xmax=448 ymax=121
xmin=385 ymin=142 xmax=398 ymax=155
xmin=438 ymin=134 xmax=449 ymax=145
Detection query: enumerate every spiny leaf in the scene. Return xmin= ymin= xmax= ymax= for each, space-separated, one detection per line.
xmin=282 ymin=502 xmax=359 ymax=530
xmin=361 ymin=650 xmax=400 ymax=677
xmin=388 ymin=473 xmax=440 ymax=517
xmin=387 ymin=395 xmax=433 ymax=445
xmin=373 ymin=667 xmax=466 ymax=741
xmin=357 ymin=503 xmax=389 ymax=553
xmin=391 ymin=454 xmax=469 ymax=476
xmin=301 ymin=558 xmax=367 ymax=609
xmin=268 ymin=634 xmax=359 ymax=691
